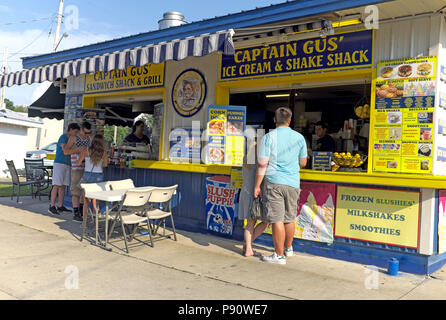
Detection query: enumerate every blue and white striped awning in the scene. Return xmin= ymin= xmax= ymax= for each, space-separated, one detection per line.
xmin=0 ymin=29 xmax=235 ymax=88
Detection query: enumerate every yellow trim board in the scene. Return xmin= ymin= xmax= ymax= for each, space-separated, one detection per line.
xmin=217 ymin=68 xmax=374 ymax=88
xmin=132 ymin=160 xmax=445 ymax=188
xmin=83 ymin=87 xmax=165 ymax=100
xmin=300 ymin=169 xmax=446 ymax=189
xmin=82 ymin=87 xmax=165 ymax=109
xmin=132 ymin=160 xmax=234 ymax=175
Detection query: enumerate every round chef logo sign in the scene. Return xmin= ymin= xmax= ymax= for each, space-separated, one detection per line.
xmin=172 ymin=69 xmax=207 ymax=117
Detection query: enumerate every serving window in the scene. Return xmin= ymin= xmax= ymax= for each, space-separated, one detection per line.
xmin=87 ymin=92 xmax=164 ymax=164
xmin=229 ymin=82 xmax=371 ymax=172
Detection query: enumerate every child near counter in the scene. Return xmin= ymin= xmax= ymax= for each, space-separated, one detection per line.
xmin=76 ymin=134 xmax=109 ymax=223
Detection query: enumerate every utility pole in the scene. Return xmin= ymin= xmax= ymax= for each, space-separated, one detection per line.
xmin=0 ymin=47 xmax=8 ymax=110
xmin=53 ymin=0 xmax=65 ymax=52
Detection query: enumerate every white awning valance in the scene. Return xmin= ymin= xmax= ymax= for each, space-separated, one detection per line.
xmin=1 ymin=29 xmax=235 ymax=88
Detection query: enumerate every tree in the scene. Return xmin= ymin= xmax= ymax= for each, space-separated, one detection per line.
xmin=4 ymin=98 xmax=13 ymax=109
xmin=11 ymin=105 xmax=28 ymax=113
xmin=104 ymin=125 xmax=131 ymax=145
xmin=138 ymin=113 xmax=154 ymax=128
xmin=103 ymin=113 xmax=154 ymax=145
xmin=4 ymin=98 xmax=28 ymax=113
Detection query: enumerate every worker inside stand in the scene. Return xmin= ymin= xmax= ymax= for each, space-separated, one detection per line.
xmin=313 ymin=121 xmax=336 ymax=153
xmin=123 ymin=120 xmax=151 ymax=145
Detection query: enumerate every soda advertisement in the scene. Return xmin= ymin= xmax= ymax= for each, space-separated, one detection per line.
xmin=206 ymin=105 xmax=246 ymax=166
xmin=296 ymin=182 xmax=336 ymax=244
xmin=205 ymin=176 xmax=238 ymax=236
xmin=373 ymin=56 xmax=436 ymax=174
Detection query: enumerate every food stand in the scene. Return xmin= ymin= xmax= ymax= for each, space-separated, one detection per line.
xmin=3 ymin=0 xmax=446 ymax=274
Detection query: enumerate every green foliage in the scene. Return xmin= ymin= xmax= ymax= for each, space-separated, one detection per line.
xmin=10 ymin=105 xmax=28 ymax=113
xmin=0 ymin=184 xmax=51 ymax=197
xmin=5 ymin=98 xmax=13 ymax=109
xmin=103 ymin=113 xmax=154 ymax=145
xmin=4 ymin=98 xmax=28 ymax=113
xmin=104 ymin=125 xmax=131 ymax=145
xmin=139 ymin=113 xmax=154 ymax=129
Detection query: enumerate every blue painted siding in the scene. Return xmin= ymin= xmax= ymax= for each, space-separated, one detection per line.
xmin=104 ymin=166 xmax=446 ymax=275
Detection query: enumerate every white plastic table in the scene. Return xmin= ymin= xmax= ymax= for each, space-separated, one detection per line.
xmin=82 ymin=189 xmax=127 ymax=251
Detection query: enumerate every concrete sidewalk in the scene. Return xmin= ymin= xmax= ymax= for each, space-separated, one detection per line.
xmin=1 ymin=196 xmax=446 ymax=300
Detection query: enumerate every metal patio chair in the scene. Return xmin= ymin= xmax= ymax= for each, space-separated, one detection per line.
xmin=5 ymin=160 xmax=39 ymax=203
xmin=23 ymin=158 xmax=49 ymax=200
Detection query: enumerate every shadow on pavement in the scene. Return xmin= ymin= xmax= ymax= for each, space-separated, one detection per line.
xmin=0 ymin=195 xmax=262 ymax=259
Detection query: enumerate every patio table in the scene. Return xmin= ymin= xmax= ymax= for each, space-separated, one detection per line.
xmin=35 ymin=165 xmax=53 ymax=199
xmin=82 ymin=189 xmax=127 ymax=251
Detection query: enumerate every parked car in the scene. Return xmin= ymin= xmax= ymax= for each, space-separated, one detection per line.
xmin=26 ymin=142 xmax=57 ymax=166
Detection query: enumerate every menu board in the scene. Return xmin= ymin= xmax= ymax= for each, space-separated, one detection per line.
xmin=63 ymin=94 xmax=105 ymax=136
xmin=435 ymin=51 xmax=446 ymax=175
xmin=64 ymin=94 xmax=83 ymax=132
xmin=312 ymin=152 xmax=332 ymax=171
xmin=439 ymin=190 xmax=446 ymax=253
xmin=75 ymin=108 xmax=105 ymax=136
xmin=373 ymin=56 xmax=437 ymax=174
xmin=206 ymin=105 xmax=246 ymax=166
xmin=169 ymin=128 xmax=202 ymax=163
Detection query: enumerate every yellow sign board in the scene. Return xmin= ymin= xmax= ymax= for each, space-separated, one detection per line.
xmin=335 ymin=186 xmax=421 ymax=249
xmin=85 ymin=63 xmax=165 ymax=94
xmin=230 ymin=168 xmax=243 ymax=189
xmin=372 ymin=56 xmax=437 ymax=174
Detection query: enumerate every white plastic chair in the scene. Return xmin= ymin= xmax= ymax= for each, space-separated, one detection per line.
xmin=80 ymin=182 xmax=111 ymax=241
xmin=109 ymin=179 xmax=135 ymax=190
xmin=109 ymin=188 xmax=153 ymax=253
xmin=145 ymin=185 xmax=178 ymax=247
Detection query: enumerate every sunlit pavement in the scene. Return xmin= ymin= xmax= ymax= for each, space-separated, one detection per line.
xmin=1 ymin=196 xmax=446 ymax=300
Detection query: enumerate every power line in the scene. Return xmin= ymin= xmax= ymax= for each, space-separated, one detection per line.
xmin=7 ymin=16 xmax=58 ymax=62
xmin=0 ymin=15 xmax=55 ymax=27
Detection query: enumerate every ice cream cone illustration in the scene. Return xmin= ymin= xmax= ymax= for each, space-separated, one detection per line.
xmin=297 ymin=192 xmax=334 ymax=243
xmin=439 ymin=201 xmax=446 ymax=253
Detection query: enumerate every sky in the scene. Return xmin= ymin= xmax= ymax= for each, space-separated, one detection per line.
xmin=1 ymin=0 xmax=288 ymax=106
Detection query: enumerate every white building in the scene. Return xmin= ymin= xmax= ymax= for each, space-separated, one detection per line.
xmin=26 ymin=117 xmax=63 ymax=152
xmin=0 ymin=108 xmax=43 ymax=177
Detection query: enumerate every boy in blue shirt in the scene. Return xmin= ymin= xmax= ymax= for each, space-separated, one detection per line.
xmin=48 ymin=123 xmax=81 ymax=215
